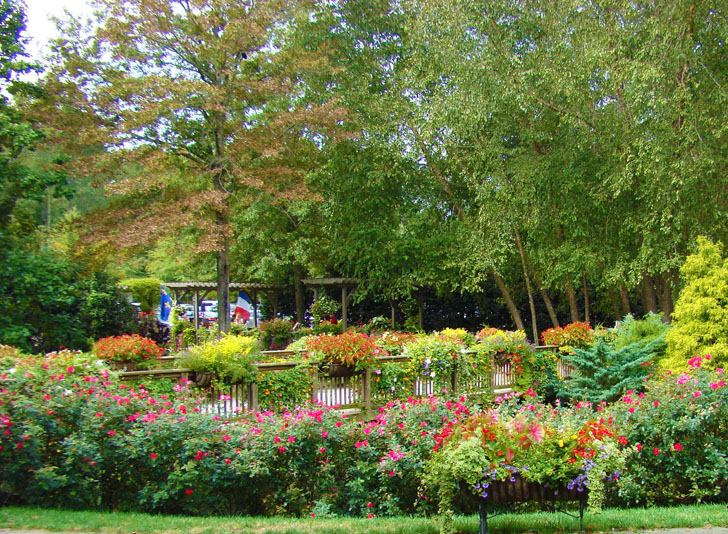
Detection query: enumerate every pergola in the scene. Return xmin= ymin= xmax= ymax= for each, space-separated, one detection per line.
xmin=164 ymin=281 xmax=284 ymax=329
xmin=301 ymin=277 xmax=359 ymax=329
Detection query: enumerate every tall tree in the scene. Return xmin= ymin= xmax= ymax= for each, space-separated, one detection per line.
xmin=36 ymin=0 xmax=348 ymax=332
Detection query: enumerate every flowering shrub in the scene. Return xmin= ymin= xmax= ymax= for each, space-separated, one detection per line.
xmin=609 ymin=361 xmax=728 ymax=505
xmin=92 ymin=334 xmax=163 ymax=368
xmin=179 ymin=334 xmax=260 ymax=384
xmin=541 ymin=322 xmax=596 ymax=353
xmin=258 ymin=319 xmax=294 ymax=350
xmin=304 ymin=332 xmax=387 ymax=370
xmin=0 ymin=352 xmax=471 ymax=517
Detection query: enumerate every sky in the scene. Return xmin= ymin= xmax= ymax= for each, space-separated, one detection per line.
xmin=25 ymin=0 xmax=94 ymax=60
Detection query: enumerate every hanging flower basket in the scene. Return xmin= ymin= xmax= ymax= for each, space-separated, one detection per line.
xmin=193 ymin=371 xmax=214 ymax=388
xmin=321 ymin=363 xmax=361 ymax=378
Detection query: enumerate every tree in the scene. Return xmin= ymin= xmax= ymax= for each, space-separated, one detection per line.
xmin=663 ymin=237 xmax=728 ymax=371
xmin=37 ymin=0 xmax=348 ymax=332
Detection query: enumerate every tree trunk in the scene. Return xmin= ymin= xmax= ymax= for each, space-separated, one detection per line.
xmin=416 ymin=288 xmax=425 ymax=331
xmin=642 ymin=274 xmax=659 ymax=314
xmin=565 ymin=282 xmax=580 ymax=323
xmin=293 ymin=265 xmax=305 ymax=324
xmin=388 ymin=296 xmax=396 ymax=329
xmin=619 ymin=283 xmax=632 ymax=316
xmin=608 ymin=286 xmax=622 ymax=323
xmin=582 ymin=273 xmax=590 ymax=324
xmin=491 ymin=267 xmax=525 ymax=331
xmin=216 ymin=223 xmax=230 ymax=334
xmin=524 ymin=251 xmax=559 ymax=328
xmin=515 ymin=231 xmax=538 ymax=343
xmin=657 ymin=273 xmax=674 ymax=323
xmin=540 ymin=287 xmax=560 ymax=328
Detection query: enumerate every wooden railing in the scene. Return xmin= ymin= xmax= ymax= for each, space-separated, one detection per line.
xmin=118 ymin=346 xmax=569 ymax=416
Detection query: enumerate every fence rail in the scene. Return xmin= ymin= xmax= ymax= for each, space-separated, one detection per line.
xmin=119 ymin=346 xmax=569 ymax=416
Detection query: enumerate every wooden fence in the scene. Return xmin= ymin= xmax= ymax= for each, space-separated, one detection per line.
xmin=119 ymin=346 xmax=570 ymax=417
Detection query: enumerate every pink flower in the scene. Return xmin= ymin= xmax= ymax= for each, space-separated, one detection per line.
xmin=674 ymin=443 xmax=683 ymax=452
xmin=195 ymin=451 xmax=204 ymax=460
xmin=366 ymin=502 xmax=373 ymax=508
xmin=107 ymin=430 xmax=116 ymax=436
xmin=150 ymin=452 xmax=158 ymax=460
xmin=636 ymin=443 xmax=642 ymax=451
xmin=653 ymin=401 xmax=659 ymax=407
xmin=355 ymin=440 xmax=369 ymax=448
xmin=367 ymin=513 xmax=374 ymax=519
xmin=287 ymin=436 xmax=295 ymax=443
xmin=225 ymin=458 xmax=231 ymax=464
xmin=310 ymin=513 xmax=315 ymax=518
xmin=274 ymin=435 xmax=281 ymax=443
xmin=694 ymin=390 xmax=702 ymax=398
xmin=319 ymin=447 xmax=326 ymax=453
xmin=222 ymin=435 xmax=231 ymax=441
xmin=278 ymin=446 xmax=286 ymax=453
xmin=654 ymin=448 xmax=660 ymax=456
xmin=321 ymin=431 xmax=328 ymax=438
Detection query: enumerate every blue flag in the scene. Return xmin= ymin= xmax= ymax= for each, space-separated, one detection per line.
xmin=160 ymin=285 xmax=173 ymax=322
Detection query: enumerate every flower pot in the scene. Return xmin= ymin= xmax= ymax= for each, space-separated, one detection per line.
xmin=193 ymin=371 xmax=214 ymax=388
xmin=321 ymin=363 xmax=360 ymax=378
xmin=108 ymin=360 xmax=140 ymax=371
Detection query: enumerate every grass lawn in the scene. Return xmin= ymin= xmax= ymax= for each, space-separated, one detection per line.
xmin=1 ymin=504 xmax=728 ymax=534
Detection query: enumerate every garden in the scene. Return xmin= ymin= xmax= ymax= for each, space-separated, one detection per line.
xmin=2 ymin=307 xmax=728 ymax=531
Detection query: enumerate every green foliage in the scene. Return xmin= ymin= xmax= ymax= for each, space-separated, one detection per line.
xmin=614 ymin=313 xmax=668 ymax=354
xmin=0 ymin=248 xmax=136 ymax=353
xmin=309 ymin=295 xmax=341 ymax=323
xmin=563 ymin=336 xmax=665 ymax=404
xmin=179 ymin=334 xmax=261 ymax=384
xmin=663 ymin=238 xmax=728 ymax=371
xmin=255 ymin=368 xmax=313 ymax=412
xmin=121 ymin=278 xmax=162 ymax=312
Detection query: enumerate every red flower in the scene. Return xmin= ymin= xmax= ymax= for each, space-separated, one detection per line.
xmin=653 ymin=448 xmax=660 ymax=456
xmin=185 ymin=489 xmax=194 ymax=496
xmin=674 ymin=442 xmax=683 ymax=452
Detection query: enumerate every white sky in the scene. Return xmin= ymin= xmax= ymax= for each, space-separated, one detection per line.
xmin=25 ymin=0 xmax=94 ymax=60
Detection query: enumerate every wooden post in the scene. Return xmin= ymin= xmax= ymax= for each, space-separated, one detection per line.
xmin=248 ymin=381 xmax=258 ymax=411
xmin=363 ymin=368 xmax=372 ymax=412
xmin=310 ymin=365 xmax=319 ymax=404
xmin=341 ymin=285 xmax=348 ymax=329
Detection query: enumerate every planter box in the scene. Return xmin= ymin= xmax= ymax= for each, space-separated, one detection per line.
xmin=460 ymin=477 xmax=587 ymax=534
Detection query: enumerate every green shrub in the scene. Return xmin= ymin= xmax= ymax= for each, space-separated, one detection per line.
xmin=563 ymin=335 xmax=664 ymax=403
xmin=121 ymin=277 xmax=162 ymax=312
xmin=662 ymin=237 xmax=728 ymax=371
xmin=614 ymin=313 xmax=669 ymax=353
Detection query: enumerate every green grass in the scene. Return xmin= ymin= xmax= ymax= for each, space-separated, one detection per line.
xmin=1 ymin=504 xmax=727 ymax=534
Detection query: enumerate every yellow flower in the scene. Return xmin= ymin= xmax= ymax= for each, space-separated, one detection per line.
xmin=558 ymin=439 xmax=564 ymax=447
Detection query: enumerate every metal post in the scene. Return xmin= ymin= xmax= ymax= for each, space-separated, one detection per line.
xmin=479 ymin=500 xmax=488 ymax=534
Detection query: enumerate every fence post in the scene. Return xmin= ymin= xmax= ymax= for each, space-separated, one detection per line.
xmin=363 ymin=368 xmax=372 ymax=412
xmin=310 ymin=365 xmax=319 ymax=404
xmin=451 ymin=369 xmax=458 ymax=395
xmin=248 ymin=381 xmax=258 ymax=412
